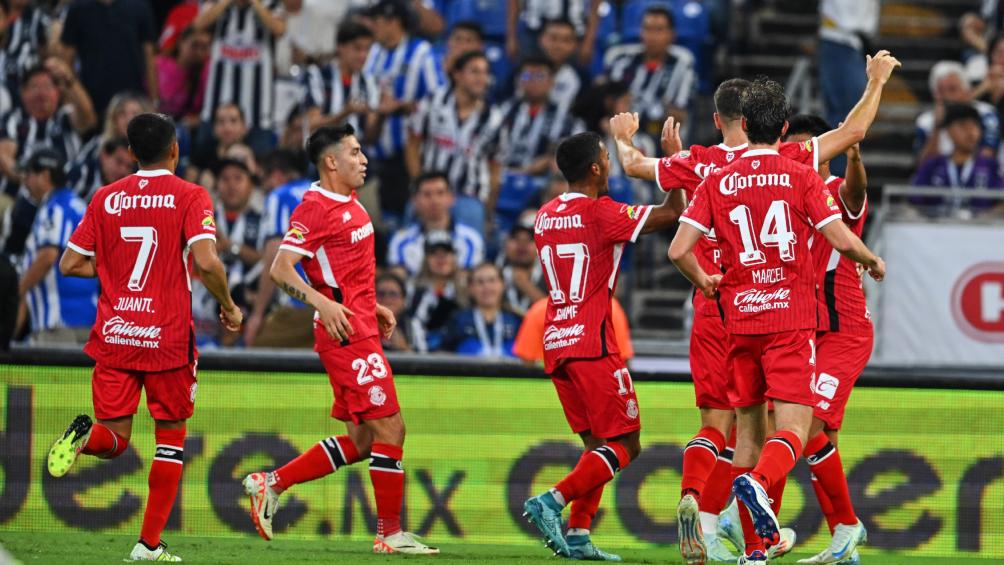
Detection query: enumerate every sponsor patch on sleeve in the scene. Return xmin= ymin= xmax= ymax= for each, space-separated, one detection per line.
xmin=283 ymin=221 xmax=309 ymax=244
xmin=201 ymin=210 xmax=216 ymax=232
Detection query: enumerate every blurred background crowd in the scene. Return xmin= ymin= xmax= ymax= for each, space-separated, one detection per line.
xmin=0 ymin=0 xmax=998 ymax=361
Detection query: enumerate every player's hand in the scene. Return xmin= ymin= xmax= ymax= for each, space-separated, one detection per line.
xmin=609 ymin=112 xmax=639 ymax=141
xmin=700 ymin=274 xmax=722 ymax=298
xmin=661 ymin=115 xmax=683 ymax=156
xmin=865 ymin=50 xmax=902 ymax=85
xmin=375 ymin=304 xmax=397 ymax=339
xmin=220 ymin=304 xmax=243 ymax=332
xmin=866 ymin=256 xmax=886 ymax=282
xmin=317 ymin=300 xmax=355 ymax=342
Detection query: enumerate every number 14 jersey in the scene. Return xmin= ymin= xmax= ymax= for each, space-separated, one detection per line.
xmin=681 ymin=149 xmax=842 ymax=335
xmin=534 ymin=192 xmax=652 ymax=373
xmin=69 ymin=169 xmax=217 ymax=371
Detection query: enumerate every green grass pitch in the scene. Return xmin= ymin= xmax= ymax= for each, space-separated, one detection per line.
xmin=1 ymin=533 xmax=999 ymax=564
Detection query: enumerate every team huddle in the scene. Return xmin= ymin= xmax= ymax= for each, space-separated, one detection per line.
xmin=43 ymin=47 xmax=899 ymax=564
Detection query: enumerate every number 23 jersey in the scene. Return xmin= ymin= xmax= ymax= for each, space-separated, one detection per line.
xmin=534 ymin=192 xmax=652 ymax=373
xmin=681 ymin=149 xmax=842 ymax=335
xmin=68 ymin=169 xmax=217 ymax=371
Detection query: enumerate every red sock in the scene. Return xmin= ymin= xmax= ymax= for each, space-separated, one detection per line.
xmin=700 ymin=427 xmax=735 ymax=514
xmin=811 ymin=474 xmax=838 ymax=533
xmin=733 ymin=466 xmax=764 ymax=555
xmin=139 ymin=426 xmax=185 ymax=548
xmin=273 ymin=436 xmax=360 ymax=493
xmin=804 ymin=432 xmax=857 ymax=527
xmin=751 ymin=430 xmax=802 ymax=492
xmin=568 ymin=452 xmax=604 ymax=530
xmin=768 ymin=473 xmax=787 ymax=516
xmin=555 ymin=442 xmax=630 ymax=503
xmin=370 ymin=443 xmax=404 ymax=538
xmin=682 ymin=426 xmax=726 ymax=500
xmin=81 ymin=423 xmax=128 ymax=459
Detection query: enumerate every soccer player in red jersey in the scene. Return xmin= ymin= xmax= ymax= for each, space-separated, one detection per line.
xmin=611 ymin=52 xmax=900 ymax=565
xmin=669 ymin=78 xmax=886 ymax=565
xmin=523 ymin=131 xmax=682 ymax=559
xmin=241 ymin=124 xmax=437 ymax=555
xmin=47 ymin=113 xmax=243 ymax=562
xmin=784 ymin=115 xmax=872 ymax=565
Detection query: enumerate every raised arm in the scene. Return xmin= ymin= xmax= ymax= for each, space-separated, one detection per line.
xmin=609 ymin=112 xmax=661 ymax=181
xmin=250 ymin=0 xmax=286 ymax=36
xmin=840 ymin=143 xmax=867 ymax=215
xmin=194 ymin=0 xmax=233 ymax=32
xmin=815 ymin=51 xmax=902 ymax=164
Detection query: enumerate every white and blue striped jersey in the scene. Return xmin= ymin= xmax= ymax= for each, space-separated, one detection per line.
xmin=21 ymin=187 xmax=97 ymax=331
xmin=363 ymin=34 xmax=444 ymax=159
xmin=388 ymin=221 xmax=485 ymax=276
xmin=302 ymin=62 xmax=380 ymax=134
xmin=262 ymin=178 xmax=311 ymax=307
xmin=604 ymin=44 xmax=696 ymax=125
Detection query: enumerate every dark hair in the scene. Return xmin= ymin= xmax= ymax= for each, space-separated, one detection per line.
xmin=337 ymin=20 xmax=373 ymax=45
xmin=21 ymin=65 xmax=54 ymax=88
xmin=214 ymin=102 xmax=245 ymax=123
xmin=643 ymin=6 xmax=675 ymax=29
xmin=101 ymin=136 xmax=130 ymax=155
xmin=262 ymin=147 xmax=308 ymax=177
xmin=451 ymin=50 xmax=488 ymax=74
xmin=714 ymin=78 xmax=751 ymax=121
xmin=215 ymin=157 xmax=252 ymax=178
xmin=451 ymin=21 xmax=484 ymax=41
xmin=126 ymin=113 xmax=177 ymax=165
xmin=519 ymin=54 xmax=555 ymax=74
xmin=306 ymin=123 xmax=356 ymax=166
xmin=740 ymin=77 xmax=790 ymax=145
xmin=784 ymin=114 xmax=831 ymax=140
xmin=942 ymin=103 xmax=983 ymax=129
xmin=26 ymin=148 xmax=67 ymax=187
xmin=556 ymin=131 xmax=603 ymax=184
xmin=376 ymin=272 xmax=407 ymax=294
xmin=542 ymin=17 xmax=576 ymax=34
xmin=413 ymin=170 xmax=451 ymax=194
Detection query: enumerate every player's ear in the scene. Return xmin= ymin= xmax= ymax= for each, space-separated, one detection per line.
xmin=780 ymin=121 xmax=789 ymax=138
xmin=740 ymin=116 xmax=748 ymax=133
xmin=713 ymin=112 xmax=721 ymax=131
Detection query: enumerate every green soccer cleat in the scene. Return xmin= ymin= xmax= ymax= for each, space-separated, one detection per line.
xmin=47 ymin=414 xmax=93 ymax=478
xmin=567 ymin=534 xmax=622 ymax=561
xmin=523 ymin=494 xmax=571 ymax=556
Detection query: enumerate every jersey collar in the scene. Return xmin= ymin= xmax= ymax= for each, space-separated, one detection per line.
xmin=559 ymin=192 xmax=588 ymax=201
xmin=135 ymin=169 xmax=173 ymax=177
xmin=717 ymin=142 xmax=748 ymax=151
xmin=825 ymin=175 xmax=839 ymax=184
xmin=309 ymin=182 xmax=352 ymax=203
xmin=742 ymin=148 xmax=779 ymax=158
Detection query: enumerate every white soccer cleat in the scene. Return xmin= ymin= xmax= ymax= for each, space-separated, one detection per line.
xmin=768 ymin=527 xmax=797 ymax=559
xmin=243 ymin=472 xmax=280 ymax=541
xmin=716 ymin=498 xmax=744 ymax=552
xmin=373 ymin=531 xmax=440 ymax=555
xmin=705 ymin=536 xmax=737 ymax=562
xmin=797 ymin=521 xmax=866 ymax=564
xmin=677 ymin=494 xmax=707 ymax=564
xmin=125 ymin=542 xmax=181 ymax=562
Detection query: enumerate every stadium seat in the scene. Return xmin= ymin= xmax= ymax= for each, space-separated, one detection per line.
xmin=495 ymin=172 xmax=547 ymax=233
xmin=443 ymin=0 xmax=508 ymax=40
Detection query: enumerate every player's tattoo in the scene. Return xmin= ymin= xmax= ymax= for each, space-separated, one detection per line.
xmin=279 ymin=281 xmax=308 ymax=303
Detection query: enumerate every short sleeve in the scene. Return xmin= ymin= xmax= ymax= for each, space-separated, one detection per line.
xmin=595 ymin=197 xmax=653 ymax=244
xmin=278 ymin=200 xmax=327 ymax=258
xmin=67 ymin=201 xmax=96 ymax=256
xmin=679 ymin=180 xmax=712 ymax=234
xmin=779 ymin=137 xmax=819 ymax=171
xmin=655 ymin=152 xmax=701 ymax=192
xmin=33 ymin=203 xmax=63 ymax=248
xmin=183 ymin=187 xmax=217 ymax=246
xmin=803 ymin=173 xmax=843 ymax=230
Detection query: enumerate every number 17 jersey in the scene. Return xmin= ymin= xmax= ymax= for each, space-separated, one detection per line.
xmin=534 ymin=192 xmax=652 ymax=373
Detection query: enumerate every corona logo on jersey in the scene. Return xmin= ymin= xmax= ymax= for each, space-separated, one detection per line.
xmin=534 ymin=212 xmax=583 ymax=234
xmin=951 ymin=262 xmax=1004 ymax=343
xmin=103 ymin=191 xmax=176 ymax=216
xmin=719 ymin=171 xmax=793 ymax=196
xmin=284 ymin=221 xmax=309 ymax=244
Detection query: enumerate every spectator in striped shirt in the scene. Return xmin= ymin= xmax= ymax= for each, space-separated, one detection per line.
xmin=603 ymin=6 xmax=695 ymax=141
xmin=70 ymin=137 xmax=134 ymax=203
xmin=195 ymin=0 xmax=289 ymax=155
xmin=506 ymin=0 xmax=600 ymax=65
xmin=537 ymin=18 xmax=590 ymax=112
xmin=0 ymin=0 xmax=49 ymax=102
xmin=302 ymin=21 xmax=380 ymax=143
xmin=387 ymin=171 xmax=485 ymax=278
xmin=496 ymin=56 xmax=584 ymax=178
xmin=364 ymin=0 xmax=444 ymax=221
xmin=407 ymin=50 xmax=501 ymax=219
xmin=405 ymin=229 xmax=468 ymax=353
xmin=0 ymin=62 xmax=97 ymax=198
xmin=441 ymin=21 xmax=485 ymax=78
xmin=16 ymin=148 xmax=97 ymax=344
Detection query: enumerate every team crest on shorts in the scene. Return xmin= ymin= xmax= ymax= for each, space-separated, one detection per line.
xmin=189 ymin=382 xmax=198 ymax=403
xmin=369 ymin=385 xmax=387 ymax=406
xmin=626 ymin=399 xmax=639 ymax=419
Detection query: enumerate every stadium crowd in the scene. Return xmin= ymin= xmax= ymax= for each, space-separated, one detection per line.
xmin=0 ymin=0 xmax=733 ymax=354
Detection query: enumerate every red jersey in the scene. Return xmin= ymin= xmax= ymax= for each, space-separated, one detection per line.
xmin=655 ymin=138 xmax=821 ymax=316
xmin=811 ymin=176 xmax=872 ymax=334
xmin=279 ymin=183 xmax=378 ymax=352
xmin=67 ymin=169 xmax=217 ymax=371
xmin=534 ymin=192 xmax=652 ymax=373
xmin=681 ymin=148 xmax=842 ymax=334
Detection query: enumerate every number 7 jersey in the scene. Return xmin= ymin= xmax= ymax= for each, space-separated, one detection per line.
xmin=534 ymin=192 xmax=652 ymax=373
xmin=680 ymin=149 xmax=842 ymax=334
xmin=68 ymin=169 xmax=217 ymax=371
